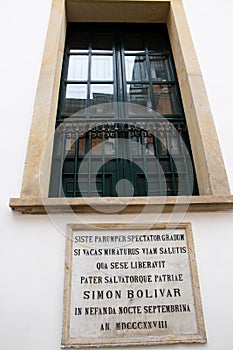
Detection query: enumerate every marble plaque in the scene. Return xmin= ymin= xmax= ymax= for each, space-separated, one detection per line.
xmin=61 ymin=223 xmax=206 ymax=348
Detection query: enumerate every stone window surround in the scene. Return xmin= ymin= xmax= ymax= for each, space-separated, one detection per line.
xmin=9 ymin=0 xmax=233 ymax=214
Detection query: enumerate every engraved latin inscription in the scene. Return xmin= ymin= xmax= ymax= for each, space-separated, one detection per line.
xmin=62 ymin=224 xmax=206 ymax=347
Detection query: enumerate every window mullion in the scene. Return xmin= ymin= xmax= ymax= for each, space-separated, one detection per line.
xmin=119 ymin=34 xmax=128 ymax=106
xmin=115 ymin=33 xmax=127 ymax=118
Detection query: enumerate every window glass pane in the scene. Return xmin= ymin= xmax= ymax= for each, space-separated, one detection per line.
xmin=62 ymin=177 xmax=74 ymax=197
xmin=150 ymin=56 xmax=173 ymax=81
xmin=153 ymin=84 xmax=181 ymax=114
xmin=92 ymin=50 xmax=113 ymax=54
xmin=67 ymin=55 xmax=89 ymax=81
xmin=125 ymin=56 xmax=148 ymax=81
xmin=89 ymin=84 xmax=114 ymax=114
xmin=91 ymin=32 xmax=113 ymax=51
xmin=91 ymin=56 xmax=113 ymax=81
xmin=70 ymin=49 xmax=89 ymax=54
xmin=91 ymin=137 xmax=103 ymax=155
xmin=145 ymin=135 xmax=155 ymax=155
xmin=62 ymin=84 xmax=87 ymax=114
xmin=66 ymin=84 xmax=87 ymax=99
xmin=78 ymin=138 xmax=86 ymax=156
xmin=124 ymin=33 xmax=145 ymax=54
xmin=146 ymin=30 xmax=170 ymax=51
xmin=90 ymin=84 xmax=113 ymax=101
xmin=103 ymin=138 xmax=116 ymax=155
xmin=65 ymin=136 xmax=76 ymax=155
xmin=127 ymin=84 xmax=152 ymax=110
xmin=68 ymin=31 xmax=89 ymax=50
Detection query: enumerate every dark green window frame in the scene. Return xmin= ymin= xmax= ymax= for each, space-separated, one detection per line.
xmin=49 ymin=23 xmax=198 ymax=198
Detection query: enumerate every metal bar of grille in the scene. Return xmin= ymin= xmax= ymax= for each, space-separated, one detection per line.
xmin=102 ymin=131 xmax=105 ymax=197
xmin=59 ymin=130 xmax=66 ymax=197
xmin=53 ymin=119 xmax=198 ymax=197
xmin=127 ymin=128 xmax=133 ymax=194
xmin=140 ymin=130 xmax=147 ymax=194
xmin=165 ymin=127 xmax=177 ymax=195
xmin=73 ymin=131 xmax=79 ymax=197
xmin=153 ymin=130 xmax=163 ymax=195
xmin=88 ymin=131 xmax=92 ymax=196
xmin=178 ymin=127 xmax=192 ymax=194
xmin=115 ymin=126 xmax=120 ymax=194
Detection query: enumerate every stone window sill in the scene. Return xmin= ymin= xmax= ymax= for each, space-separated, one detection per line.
xmin=9 ymin=195 xmax=233 ymax=214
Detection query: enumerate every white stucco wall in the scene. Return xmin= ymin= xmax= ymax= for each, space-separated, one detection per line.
xmin=0 ymin=1 xmax=233 ymax=350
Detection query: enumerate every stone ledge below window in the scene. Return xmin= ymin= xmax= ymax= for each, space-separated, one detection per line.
xmin=9 ymin=195 xmax=233 ymax=215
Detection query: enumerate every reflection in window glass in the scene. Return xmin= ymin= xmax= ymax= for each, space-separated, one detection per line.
xmin=103 ymin=138 xmax=116 ymax=155
xmin=67 ymin=56 xmax=89 ymax=81
xmin=63 ymin=84 xmax=87 ymax=114
xmin=150 ymin=56 xmax=173 ymax=81
xmin=127 ymin=84 xmax=152 ymax=109
xmin=66 ymin=84 xmax=87 ymax=99
xmin=90 ymin=84 xmax=114 ymax=114
xmin=91 ymin=138 xmax=116 ymax=155
xmin=91 ymin=56 xmax=113 ymax=81
xmin=125 ymin=56 xmax=135 ymax=81
xmin=125 ymin=56 xmax=148 ymax=81
xmin=153 ymin=84 xmax=180 ymax=114
xmin=90 ymin=84 xmax=113 ymax=101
